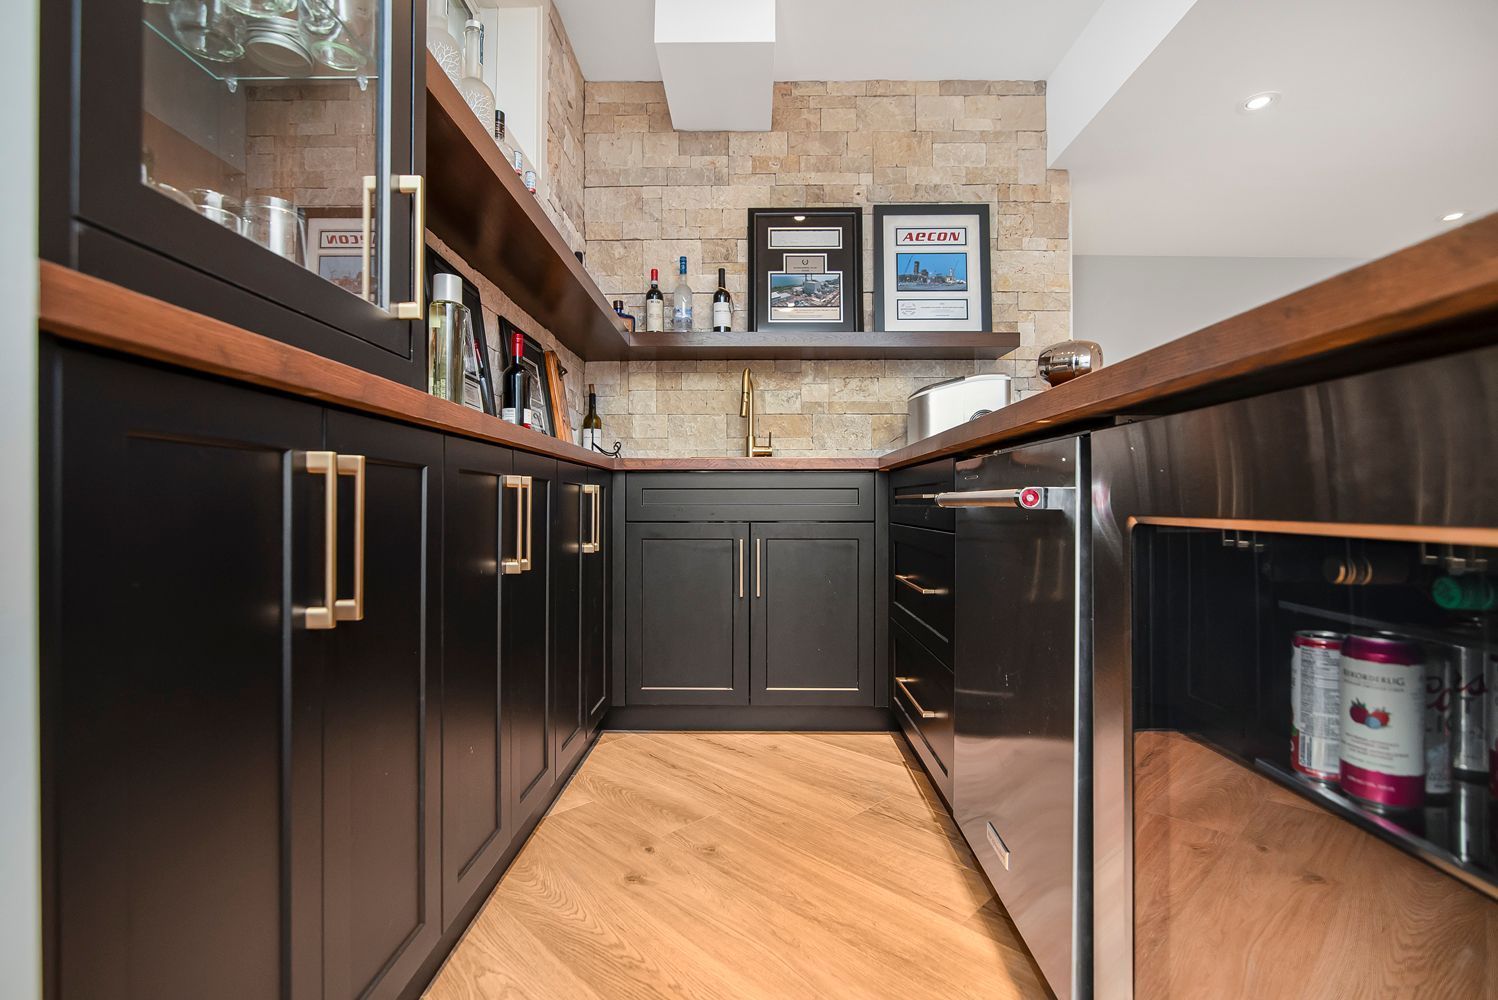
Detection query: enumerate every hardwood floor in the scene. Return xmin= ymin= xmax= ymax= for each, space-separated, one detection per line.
xmin=423 ymin=732 xmax=1048 ymax=999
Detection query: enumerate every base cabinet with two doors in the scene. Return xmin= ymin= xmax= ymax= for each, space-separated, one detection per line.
xmin=622 ymin=473 xmax=880 ymax=711
xmin=43 ymin=343 xmax=608 ymax=1000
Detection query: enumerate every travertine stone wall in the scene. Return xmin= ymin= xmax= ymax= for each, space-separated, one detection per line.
xmin=541 ymin=1 xmax=585 ymax=252
xmin=579 ymin=79 xmax=1071 ymax=457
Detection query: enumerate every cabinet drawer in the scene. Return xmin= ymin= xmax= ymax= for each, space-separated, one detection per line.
xmin=890 ymin=458 xmax=954 ymax=532
xmin=891 ymin=621 xmax=954 ymax=799
xmin=626 ymin=472 xmax=874 ymax=522
xmin=890 ymin=523 xmax=955 ymax=666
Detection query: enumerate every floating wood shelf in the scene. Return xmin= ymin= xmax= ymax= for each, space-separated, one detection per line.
xmin=425 ymin=55 xmax=632 ymax=360
xmin=627 ymin=329 xmax=1021 ymax=360
xmin=425 ymin=56 xmax=1023 ymax=364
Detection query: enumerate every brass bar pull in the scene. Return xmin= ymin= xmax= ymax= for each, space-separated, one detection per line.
xmin=360 ymin=175 xmax=376 ymax=303
xmin=893 ymin=492 xmax=941 ymax=503
xmin=895 ymin=677 xmax=939 ymax=719
xmin=895 ymin=573 xmax=946 ymax=596
xmin=392 ymin=174 xmax=425 ymax=320
xmin=521 ymin=476 xmax=534 ymax=572
xmin=581 ymin=484 xmax=601 ymax=555
xmin=754 ymin=538 xmax=761 ymax=598
xmin=300 ymin=451 xmax=338 ymax=630
xmin=334 ymin=454 xmax=366 ymax=622
xmin=934 ymin=487 xmax=1071 ymax=510
xmin=501 ymin=474 xmax=526 ymax=574
xmin=737 ymin=538 xmax=744 ymax=599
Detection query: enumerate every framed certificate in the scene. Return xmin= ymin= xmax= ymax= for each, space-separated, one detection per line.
xmin=873 ymin=204 xmax=992 ymax=332
xmin=746 ymin=208 xmax=862 ymax=333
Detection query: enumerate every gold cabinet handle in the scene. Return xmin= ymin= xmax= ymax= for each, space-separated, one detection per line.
xmin=360 ymin=175 xmax=376 ymax=303
xmin=754 ymin=537 xmax=761 ymax=598
xmin=501 ymin=474 xmax=527 ymax=574
xmin=522 ymin=476 xmax=534 ymax=571
xmin=300 ymin=451 xmax=338 ymax=630
xmin=334 ymin=454 xmax=366 ymax=621
xmin=393 ymin=174 xmax=426 ymax=321
xmin=895 ymin=573 xmax=946 ymax=596
xmin=738 ymin=538 xmax=745 ymax=599
xmin=895 ymin=677 xmax=939 ymax=719
xmin=581 ymin=483 xmax=601 ymax=555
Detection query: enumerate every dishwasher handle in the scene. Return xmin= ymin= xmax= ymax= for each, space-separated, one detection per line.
xmin=934 ymin=486 xmax=1072 ymax=510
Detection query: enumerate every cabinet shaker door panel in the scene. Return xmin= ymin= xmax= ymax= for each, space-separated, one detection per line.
xmin=321 ymin=411 xmax=442 ymax=999
xmin=507 ymin=450 xmax=556 ymax=822
xmin=44 ymin=344 xmax=324 ymax=1000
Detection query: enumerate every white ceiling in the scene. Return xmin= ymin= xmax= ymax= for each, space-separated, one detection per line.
xmin=553 ymin=0 xmax=1107 ymax=82
xmin=1056 ymin=0 xmax=1498 ymax=258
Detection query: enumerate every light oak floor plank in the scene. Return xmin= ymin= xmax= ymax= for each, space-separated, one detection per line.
xmin=425 ymin=732 xmax=1048 ymax=1000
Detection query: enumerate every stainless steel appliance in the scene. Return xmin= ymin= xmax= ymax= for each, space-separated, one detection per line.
xmin=1092 ymin=342 xmax=1498 ymax=1000
xmin=937 ymin=435 xmax=1091 ymax=1000
xmin=1037 ymin=340 xmax=1103 ymax=385
xmin=906 ymin=373 xmax=1012 ymax=445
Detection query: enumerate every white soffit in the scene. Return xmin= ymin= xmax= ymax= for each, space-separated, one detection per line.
xmin=654 ymin=0 xmax=775 ymax=130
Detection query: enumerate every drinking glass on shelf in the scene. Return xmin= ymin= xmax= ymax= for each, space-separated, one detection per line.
xmin=223 ymin=0 xmax=296 ymax=19
xmin=299 ymin=0 xmax=371 ymax=71
xmin=244 ymin=196 xmax=306 ymax=266
xmin=169 ymin=0 xmax=247 ymax=63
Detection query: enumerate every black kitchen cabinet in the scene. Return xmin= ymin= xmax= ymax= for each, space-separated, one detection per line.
xmin=583 ymin=467 xmax=612 ymax=733
xmin=321 ymin=411 xmax=442 ymax=999
xmin=44 ymin=344 xmax=325 ymax=999
xmin=892 ymin=620 xmax=955 ymax=803
xmin=750 ymin=522 xmax=875 ymax=706
xmin=41 ymin=0 xmax=425 ymax=386
xmin=439 ymin=438 xmax=514 ymax=927
xmin=625 ymin=522 xmax=752 ymax=706
xmin=553 ymin=462 xmax=609 ymax=777
xmin=507 ymin=451 xmax=556 ymax=823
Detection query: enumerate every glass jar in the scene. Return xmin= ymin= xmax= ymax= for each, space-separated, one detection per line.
xmin=168 ymin=0 xmax=246 ymax=63
xmin=223 ymin=0 xmax=296 ymax=19
xmin=300 ymin=0 xmax=371 ymax=72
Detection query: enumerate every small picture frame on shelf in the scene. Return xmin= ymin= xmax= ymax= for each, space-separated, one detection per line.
xmin=746 ymin=208 xmax=863 ymax=333
xmin=498 ymin=316 xmax=555 ymax=437
xmin=873 ymin=204 xmax=992 ymax=333
xmin=307 ymin=214 xmax=366 ymax=297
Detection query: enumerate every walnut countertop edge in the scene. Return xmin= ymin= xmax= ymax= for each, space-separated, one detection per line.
xmin=37 ymin=214 xmax=1498 ymax=474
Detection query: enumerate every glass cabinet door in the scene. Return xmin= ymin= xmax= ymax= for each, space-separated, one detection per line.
xmin=72 ymin=0 xmax=419 ymax=375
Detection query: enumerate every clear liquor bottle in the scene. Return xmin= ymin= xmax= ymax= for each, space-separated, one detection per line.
xmin=426 ymin=0 xmax=462 ymax=85
xmin=671 ymin=256 xmax=693 ymax=332
xmin=459 ymin=20 xmax=495 ymax=127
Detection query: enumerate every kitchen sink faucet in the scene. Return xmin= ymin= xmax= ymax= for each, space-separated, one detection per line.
xmin=740 ymin=367 xmax=774 ymax=457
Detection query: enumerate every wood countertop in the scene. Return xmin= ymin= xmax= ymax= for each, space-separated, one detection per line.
xmin=37 ymin=213 xmax=1498 ymax=474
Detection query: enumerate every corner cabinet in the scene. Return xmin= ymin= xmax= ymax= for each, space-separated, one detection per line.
xmin=42 ymin=342 xmax=606 ymax=1000
xmin=41 ymin=0 xmax=426 ymax=386
xmin=620 ymin=473 xmax=882 ymax=717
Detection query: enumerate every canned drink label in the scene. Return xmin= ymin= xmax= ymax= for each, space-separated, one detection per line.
xmin=1453 ymin=667 xmax=1488 ymax=775
xmin=1292 ymin=637 xmax=1341 ymax=780
xmin=1340 ymin=648 xmax=1425 ymax=809
xmin=1425 ymin=662 xmax=1454 ymax=796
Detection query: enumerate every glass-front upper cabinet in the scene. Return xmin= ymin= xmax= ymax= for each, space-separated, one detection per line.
xmin=45 ymin=0 xmax=424 ymax=386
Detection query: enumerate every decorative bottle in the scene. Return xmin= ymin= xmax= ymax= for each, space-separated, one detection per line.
xmin=426 ymin=0 xmax=462 ymax=85
xmin=459 ymin=20 xmax=495 ymax=127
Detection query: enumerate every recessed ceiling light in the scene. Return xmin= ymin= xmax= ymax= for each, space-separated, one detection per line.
xmin=793 ymin=215 xmax=806 ymax=222
xmin=1442 ymin=210 xmax=1466 ymax=222
xmin=1241 ymin=91 xmax=1279 ymax=112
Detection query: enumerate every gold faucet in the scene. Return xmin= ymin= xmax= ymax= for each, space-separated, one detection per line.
xmin=740 ymin=367 xmax=774 ymax=457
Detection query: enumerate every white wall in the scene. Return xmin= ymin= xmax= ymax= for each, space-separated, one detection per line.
xmin=1 ymin=0 xmax=40 ymax=996
xmin=1073 ymin=255 xmax=1364 ymax=361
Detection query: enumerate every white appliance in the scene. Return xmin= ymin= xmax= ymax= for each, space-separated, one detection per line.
xmin=906 ymin=373 xmax=1012 ymax=445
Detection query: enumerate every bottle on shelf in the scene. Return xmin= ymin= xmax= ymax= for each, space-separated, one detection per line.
xmin=712 ymin=267 xmax=732 ymax=332
xmin=644 ymin=268 xmax=665 ymax=332
xmin=494 ymin=108 xmax=505 ymax=143
xmin=500 ymin=329 xmax=532 ymax=428
xmin=613 ymin=299 xmax=636 ymax=333
xmin=426 ymin=0 xmax=462 ymax=85
xmin=672 ymin=256 xmax=693 ymax=332
xmin=580 ymin=383 xmax=604 ymax=452
xmin=427 ymin=273 xmax=468 ymax=404
xmin=458 ymin=20 xmax=495 ymax=128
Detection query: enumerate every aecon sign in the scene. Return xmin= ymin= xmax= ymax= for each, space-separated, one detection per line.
xmin=894 ymin=227 xmax=967 ymax=247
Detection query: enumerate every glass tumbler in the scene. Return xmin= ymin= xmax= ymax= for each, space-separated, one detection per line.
xmin=224 ymin=0 xmax=296 ymax=18
xmin=169 ymin=0 xmax=247 ymax=63
xmin=300 ymin=0 xmax=372 ymax=72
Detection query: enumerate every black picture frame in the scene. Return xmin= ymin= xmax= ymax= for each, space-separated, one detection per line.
xmin=427 ymin=248 xmax=496 ymax=416
xmin=872 ymin=204 xmax=993 ymax=333
xmin=497 ymin=316 xmax=555 ymax=438
xmin=746 ymin=208 xmax=863 ymax=333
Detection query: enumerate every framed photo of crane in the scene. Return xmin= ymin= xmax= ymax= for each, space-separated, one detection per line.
xmin=873 ymin=204 xmax=992 ymax=332
xmin=746 ymin=207 xmax=863 ymax=333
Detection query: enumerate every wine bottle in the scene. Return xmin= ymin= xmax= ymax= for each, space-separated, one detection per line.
xmin=644 ymin=268 xmax=665 ymax=332
xmin=712 ymin=267 xmax=732 ymax=332
xmin=500 ymin=330 xmax=531 ymax=428
xmin=672 ymin=256 xmax=693 ymax=332
xmin=580 ymin=383 xmax=604 ymax=451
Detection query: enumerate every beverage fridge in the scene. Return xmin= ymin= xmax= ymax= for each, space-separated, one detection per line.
xmin=1091 ymin=339 xmax=1498 ymax=999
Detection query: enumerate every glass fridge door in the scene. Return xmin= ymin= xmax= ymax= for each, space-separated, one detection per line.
xmin=74 ymin=0 xmax=419 ymax=367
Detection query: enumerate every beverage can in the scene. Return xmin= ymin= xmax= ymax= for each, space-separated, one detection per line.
xmin=1339 ymin=633 xmax=1426 ymax=811
xmin=523 ymin=169 xmax=537 ymax=194
xmin=1424 ymin=645 xmax=1454 ymax=798
xmin=1290 ymin=630 xmax=1343 ymax=784
xmin=1449 ymin=778 xmax=1492 ymax=866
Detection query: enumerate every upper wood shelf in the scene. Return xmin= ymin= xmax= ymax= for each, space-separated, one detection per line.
xmin=425 ymin=55 xmax=632 ymax=360
xmin=424 ymin=55 xmax=1022 ymax=363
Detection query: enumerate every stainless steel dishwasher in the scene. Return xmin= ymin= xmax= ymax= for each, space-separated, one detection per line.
xmin=937 ymin=434 xmax=1092 ymax=1000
